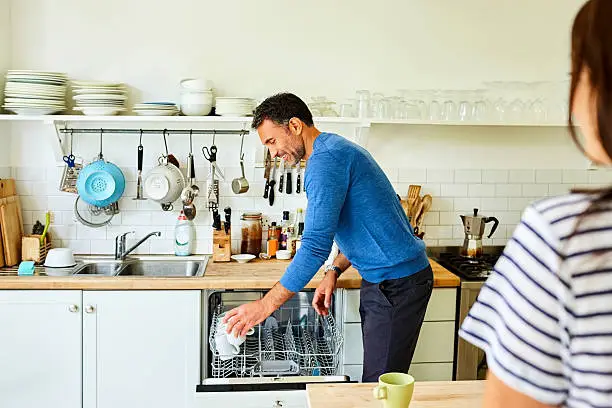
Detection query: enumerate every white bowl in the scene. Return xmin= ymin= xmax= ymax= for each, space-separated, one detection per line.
xmin=276 ymin=250 xmax=292 ymax=260
xmin=180 ymin=90 xmax=213 ymax=101
xmin=231 ymin=254 xmax=256 ymax=264
xmin=44 ymin=248 xmax=76 ymax=268
xmin=180 ymin=103 xmax=212 ymax=116
xmin=180 ymin=78 xmax=213 ymax=91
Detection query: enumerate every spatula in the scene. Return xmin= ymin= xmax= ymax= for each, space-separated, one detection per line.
xmin=407 ymin=185 xmax=421 ymax=215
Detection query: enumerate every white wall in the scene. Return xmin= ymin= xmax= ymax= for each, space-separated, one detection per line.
xmin=9 ymin=0 xmax=584 ymax=100
xmin=6 ymin=0 xmax=605 ymax=254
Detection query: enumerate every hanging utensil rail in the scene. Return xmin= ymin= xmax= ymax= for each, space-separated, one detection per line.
xmin=58 ymin=128 xmax=248 ymax=135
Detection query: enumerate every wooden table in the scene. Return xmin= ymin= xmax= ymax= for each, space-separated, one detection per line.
xmin=307 ymin=381 xmax=485 ymax=408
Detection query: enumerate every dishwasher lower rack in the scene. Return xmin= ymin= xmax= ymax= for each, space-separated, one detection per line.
xmin=209 ymin=307 xmax=343 ymax=378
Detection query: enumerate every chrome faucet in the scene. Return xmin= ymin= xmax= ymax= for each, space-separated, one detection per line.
xmin=114 ymin=231 xmax=162 ymax=260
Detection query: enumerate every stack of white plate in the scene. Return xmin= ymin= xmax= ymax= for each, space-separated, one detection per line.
xmin=2 ymin=70 xmax=68 ymax=115
xmin=71 ymin=81 xmax=127 ymax=116
xmin=132 ymin=102 xmax=179 ymax=116
xmin=215 ymin=97 xmax=256 ymax=116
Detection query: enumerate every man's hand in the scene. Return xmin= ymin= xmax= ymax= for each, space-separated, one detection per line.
xmin=223 ymin=299 xmax=273 ymax=337
xmin=223 ymin=282 xmax=295 ymax=337
xmin=313 ymin=270 xmax=338 ymax=316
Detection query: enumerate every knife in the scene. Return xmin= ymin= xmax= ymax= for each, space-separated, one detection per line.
xmin=278 ymin=159 xmax=285 ymax=193
xmin=286 ymin=163 xmax=292 ymax=194
xmin=269 ymin=157 xmax=278 ymax=206
xmin=224 ymin=207 xmax=231 ymax=235
xmin=296 ymin=162 xmax=302 ymax=194
xmin=212 ymin=208 xmax=222 ymax=230
xmin=263 ymin=149 xmax=272 ymax=199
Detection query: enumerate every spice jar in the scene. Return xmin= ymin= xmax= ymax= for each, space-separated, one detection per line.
xmin=241 ymin=212 xmax=262 ymax=255
xmin=267 ymin=224 xmax=278 ymax=258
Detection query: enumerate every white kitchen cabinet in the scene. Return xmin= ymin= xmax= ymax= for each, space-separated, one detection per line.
xmin=409 ymin=363 xmax=453 ymax=381
xmin=83 ymin=290 xmax=201 ymax=408
xmin=0 ymin=290 xmax=82 ymax=408
xmin=340 ymin=288 xmax=457 ymax=382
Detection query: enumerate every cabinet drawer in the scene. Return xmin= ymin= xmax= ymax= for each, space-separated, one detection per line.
xmin=412 ymin=321 xmax=455 ymax=363
xmin=195 ymin=390 xmax=306 ymax=408
xmin=343 ymin=321 xmax=455 ymax=365
xmin=342 ymin=323 xmax=363 ymax=365
xmin=424 ymin=288 xmax=457 ymax=321
xmin=408 ymin=363 xmax=453 ymax=381
xmin=343 ymin=288 xmax=457 ymax=324
xmin=344 ymin=290 xmax=361 ymax=323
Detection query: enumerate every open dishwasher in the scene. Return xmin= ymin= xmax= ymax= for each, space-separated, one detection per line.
xmin=196 ymin=289 xmax=349 ymax=407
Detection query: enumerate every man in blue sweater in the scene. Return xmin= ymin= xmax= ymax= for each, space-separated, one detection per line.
xmin=224 ymin=93 xmax=433 ymax=381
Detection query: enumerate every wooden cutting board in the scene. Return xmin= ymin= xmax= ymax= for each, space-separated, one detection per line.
xmin=0 ymin=179 xmax=16 ymax=199
xmin=0 ymin=179 xmax=18 ymax=266
xmin=0 ymin=195 xmax=24 ymax=267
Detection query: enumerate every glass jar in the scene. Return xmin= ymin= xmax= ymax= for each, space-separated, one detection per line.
xmin=241 ymin=212 xmax=262 ymax=255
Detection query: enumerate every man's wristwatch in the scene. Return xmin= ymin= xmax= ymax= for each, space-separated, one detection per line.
xmin=324 ymin=264 xmax=343 ymax=277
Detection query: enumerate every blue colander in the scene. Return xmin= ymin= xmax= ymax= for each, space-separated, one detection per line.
xmin=76 ymin=159 xmax=125 ymax=207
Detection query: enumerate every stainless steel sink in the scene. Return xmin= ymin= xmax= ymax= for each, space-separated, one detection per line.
xmin=117 ymin=260 xmax=205 ymax=277
xmin=73 ymin=261 xmax=127 ymax=276
xmin=72 ymin=256 xmax=208 ymax=277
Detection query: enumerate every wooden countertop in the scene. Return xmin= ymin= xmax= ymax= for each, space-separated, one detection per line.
xmin=307 ymin=381 xmax=485 ymax=408
xmin=0 ymin=258 xmax=459 ymax=290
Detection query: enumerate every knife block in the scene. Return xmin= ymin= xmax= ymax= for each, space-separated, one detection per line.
xmin=212 ymin=223 xmax=231 ymax=262
xmin=22 ymin=234 xmax=52 ymax=264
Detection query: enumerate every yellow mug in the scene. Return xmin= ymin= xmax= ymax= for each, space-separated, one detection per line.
xmin=373 ymin=373 xmax=415 ymax=408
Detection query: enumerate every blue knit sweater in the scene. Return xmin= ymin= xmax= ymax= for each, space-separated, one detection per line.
xmin=280 ymin=132 xmax=429 ymax=292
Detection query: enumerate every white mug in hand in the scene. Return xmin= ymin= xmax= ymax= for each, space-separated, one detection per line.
xmin=216 ymin=312 xmax=255 ymax=355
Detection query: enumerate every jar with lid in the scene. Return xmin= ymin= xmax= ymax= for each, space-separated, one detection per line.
xmin=241 ymin=212 xmax=262 ymax=255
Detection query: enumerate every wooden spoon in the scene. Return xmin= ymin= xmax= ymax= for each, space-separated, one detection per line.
xmin=407 ymin=185 xmax=421 ymax=216
xmin=416 ymin=194 xmax=433 ymax=230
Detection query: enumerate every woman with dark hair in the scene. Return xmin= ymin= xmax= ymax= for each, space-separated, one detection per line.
xmin=460 ymin=1 xmax=612 ymax=407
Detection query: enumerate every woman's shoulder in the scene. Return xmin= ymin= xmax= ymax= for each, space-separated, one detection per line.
xmin=527 ymin=192 xmax=609 ymax=236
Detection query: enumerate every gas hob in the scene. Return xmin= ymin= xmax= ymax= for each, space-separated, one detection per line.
xmin=427 ymin=246 xmax=504 ymax=281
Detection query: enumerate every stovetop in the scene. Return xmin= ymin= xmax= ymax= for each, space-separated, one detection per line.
xmin=427 ymin=246 xmax=504 ymax=281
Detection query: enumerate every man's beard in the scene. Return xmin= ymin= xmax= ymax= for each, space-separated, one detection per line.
xmin=291 ymin=144 xmax=306 ymax=165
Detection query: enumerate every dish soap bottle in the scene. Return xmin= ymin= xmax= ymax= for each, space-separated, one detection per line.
xmin=175 ymin=210 xmax=194 ymax=256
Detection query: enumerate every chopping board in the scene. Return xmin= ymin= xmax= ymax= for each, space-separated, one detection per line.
xmin=0 ymin=179 xmax=18 ymax=267
xmin=0 ymin=179 xmax=16 ymax=199
xmin=0 ymin=195 xmax=24 ymax=267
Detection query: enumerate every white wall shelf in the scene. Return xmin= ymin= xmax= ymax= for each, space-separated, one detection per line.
xmin=0 ymin=114 xmax=565 ymax=127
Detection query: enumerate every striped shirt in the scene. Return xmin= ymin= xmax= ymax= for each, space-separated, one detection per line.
xmin=459 ymin=193 xmax=612 ymax=408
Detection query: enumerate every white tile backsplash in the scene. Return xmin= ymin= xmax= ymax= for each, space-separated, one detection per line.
xmin=480 ymin=198 xmax=509 ymax=211
xmin=522 ymin=184 xmax=549 ymax=197
xmin=588 ymin=169 xmax=612 ymax=184
xmin=427 ymin=169 xmax=454 ymax=183
xmin=495 ymin=184 xmax=522 ymax=197
xmin=455 ymin=170 xmax=482 ymax=183
xmin=482 ymin=170 xmax=509 ymax=184
xmin=548 ymin=184 xmax=574 ymax=196
xmin=535 ymin=170 xmax=562 ymax=184
xmin=509 ymin=169 xmax=535 ymax=183
xmin=453 ymin=198 xmax=482 ymax=211
xmin=10 ymin=166 xmax=612 ymax=254
xmin=468 ymin=184 xmax=495 ymax=197
xmin=441 ymin=184 xmax=467 ymax=197
xmin=563 ymin=170 xmax=589 ymax=184
xmin=398 ymin=169 xmax=427 ymax=183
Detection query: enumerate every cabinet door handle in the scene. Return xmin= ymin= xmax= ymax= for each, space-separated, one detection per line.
xmin=68 ymin=304 xmax=79 ymax=313
xmin=85 ymin=305 xmax=96 ymax=314
xmin=272 ymin=401 xmax=283 ymax=408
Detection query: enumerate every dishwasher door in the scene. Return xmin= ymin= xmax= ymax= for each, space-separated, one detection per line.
xmin=199 ymin=289 xmax=348 ymax=397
